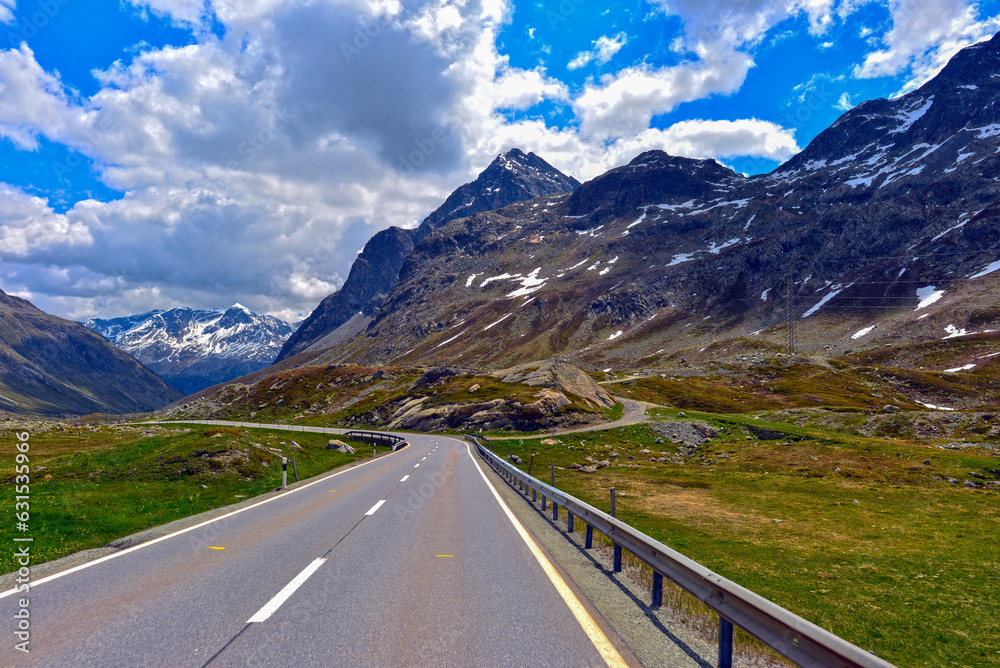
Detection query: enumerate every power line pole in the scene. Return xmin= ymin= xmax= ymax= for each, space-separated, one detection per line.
xmin=786 ymin=272 xmax=797 ymax=356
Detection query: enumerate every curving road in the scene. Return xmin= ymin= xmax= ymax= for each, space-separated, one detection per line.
xmin=1 ymin=432 xmax=629 ymax=667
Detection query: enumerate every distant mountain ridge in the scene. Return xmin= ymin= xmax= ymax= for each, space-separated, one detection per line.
xmin=87 ymin=304 xmax=297 ymax=395
xmin=0 ymin=290 xmax=183 ymax=415
xmin=275 ymin=148 xmax=581 ymax=362
xmin=303 ymin=32 xmax=1000 ymax=372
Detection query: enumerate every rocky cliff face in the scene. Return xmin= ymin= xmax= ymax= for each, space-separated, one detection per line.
xmin=276 ymin=226 xmax=414 ymax=361
xmin=309 ymin=33 xmax=1000 ymax=372
xmin=275 ymin=149 xmax=581 ymax=362
xmin=0 ymin=291 xmax=183 ymax=415
xmin=87 ymin=304 xmax=297 ymax=395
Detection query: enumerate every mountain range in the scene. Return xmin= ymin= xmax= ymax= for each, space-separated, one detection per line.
xmin=5 ymin=34 xmax=1000 ymax=416
xmin=0 ymin=290 xmax=183 ymax=415
xmin=295 ymin=33 xmax=1000 ymax=373
xmin=86 ymin=305 xmax=298 ymax=395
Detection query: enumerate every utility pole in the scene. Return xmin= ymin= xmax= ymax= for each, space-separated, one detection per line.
xmin=786 ymin=272 xmax=797 ymax=356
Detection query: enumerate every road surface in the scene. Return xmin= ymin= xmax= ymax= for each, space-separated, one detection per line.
xmin=1 ymin=433 xmax=629 ymax=667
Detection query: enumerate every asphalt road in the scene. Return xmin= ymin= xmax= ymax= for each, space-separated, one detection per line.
xmin=1 ymin=433 xmax=628 ymax=667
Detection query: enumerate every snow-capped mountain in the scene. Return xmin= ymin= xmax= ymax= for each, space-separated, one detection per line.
xmin=87 ymin=305 xmax=298 ymax=395
xmin=299 ymin=32 xmax=1000 ymax=371
xmin=275 ymin=148 xmax=580 ymax=362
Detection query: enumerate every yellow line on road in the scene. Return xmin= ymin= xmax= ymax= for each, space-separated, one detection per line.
xmin=465 ymin=442 xmax=628 ymax=668
xmin=208 ymin=547 xmax=226 ymax=550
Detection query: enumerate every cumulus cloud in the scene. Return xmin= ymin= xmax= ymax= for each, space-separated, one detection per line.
xmin=567 ymin=32 xmax=628 ymax=70
xmin=573 ymin=53 xmax=754 ymax=139
xmin=0 ymin=44 xmax=85 ymax=150
xmin=854 ymin=0 xmax=1000 ymax=91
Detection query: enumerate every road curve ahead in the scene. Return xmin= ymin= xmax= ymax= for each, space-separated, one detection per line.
xmin=1 ymin=433 xmax=628 ymax=667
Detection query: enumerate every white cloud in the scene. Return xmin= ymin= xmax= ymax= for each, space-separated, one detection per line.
xmin=0 ymin=0 xmax=14 ymax=24
xmin=835 ymin=91 xmax=854 ymax=110
xmin=567 ymin=32 xmax=628 ymax=70
xmin=490 ymin=66 xmax=569 ymax=110
xmin=0 ymin=44 xmax=85 ymax=150
xmin=649 ymin=0 xmax=837 ymax=52
xmin=573 ymin=53 xmax=753 ymax=138
xmin=0 ymin=185 xmax=92 ymax=256
xmin=854 ymin=0 xmax=1000 ymax=91
xmin=599 ymin=120 xmax=799 ymax=172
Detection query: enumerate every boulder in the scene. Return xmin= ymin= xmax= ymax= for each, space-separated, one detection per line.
xmin=490 ymin=359 xmax=615 ymax=408
xmin=326 ymin=439 xmax=356 ymax=454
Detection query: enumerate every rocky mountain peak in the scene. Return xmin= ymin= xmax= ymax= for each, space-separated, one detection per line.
xmin=413 ymin=148 xmax=581 ymax=243
xmin=276 ymin=148 xmax=581 ymax=363
xmin=566 ymin=150 xmax=742 ymax=218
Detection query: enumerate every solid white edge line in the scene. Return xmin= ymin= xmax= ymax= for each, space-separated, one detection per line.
xmin=0 ymin=440 xmax=402 ymax=600
xmin=247 ymin=557 xmax=326 ymax=623
xmin=365 ymin=500 xmax=386 ymax=516
xmin=401 ymin=475 xmax=410 ymax=482
xmin=463 ymin=440 xmax=628 ymax=668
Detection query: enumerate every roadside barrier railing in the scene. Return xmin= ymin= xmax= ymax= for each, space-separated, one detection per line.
xmin=345 ymin=430 xmax=408 ymax=451
xmin=466 ymin=435 xmax=896 ymax=668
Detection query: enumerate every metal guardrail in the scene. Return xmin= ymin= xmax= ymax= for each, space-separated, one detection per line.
xmin=466 ymin=435 xmax=897 ymax=668
xmin=345 ymin=430 xmax=408 ymax=451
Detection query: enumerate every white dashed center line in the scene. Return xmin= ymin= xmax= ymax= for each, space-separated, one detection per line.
xmin=247 ymin=558 xmax=326 ymax=623
xmin=365 ymin=500 xmax=386 ymax=516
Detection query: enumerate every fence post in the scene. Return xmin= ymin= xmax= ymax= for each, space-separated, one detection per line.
xmin=292 ymin=457 xmax=298 ymax=483
xmin=551 ymin=463 xmax=558 ymax=520
xmin=719 ymin=616 xmax=734 ymax=668
xmin=528 ymin=454 xmax=534 ymax=476
xmin=611 ymin=487 xmax=621 ymax=573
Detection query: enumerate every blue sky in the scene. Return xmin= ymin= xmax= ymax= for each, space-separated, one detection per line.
xmin=0 ymin=0 xmax=998 ymax=321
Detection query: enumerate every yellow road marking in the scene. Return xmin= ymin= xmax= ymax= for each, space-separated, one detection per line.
xmin=465 ymin=442 xmax=628 ymax=668
xmin=209 ymin=547 xmax=226 ymax=550
xmin=435 ymin=554 xmax=454 ymax=557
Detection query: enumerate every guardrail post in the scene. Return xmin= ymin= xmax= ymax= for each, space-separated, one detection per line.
xmin=718 ymin=616 xmax=733 ymax=668
xmin=550 ymin=463 xmax=558 ymax=520
xmin=542 ymin=494 xmax=547 ymax=511
xmin=532 ymin=488 xmax=537 ymax=503
xmin=567 ymin=511 xmax=574 ymax=533
xmin=611 ymin=487 xmax=622 ymax=573
xmin=652 ymin=572 xmax=663 ymax=608
xmin=585 ymin=524 xmax=593 ymax=549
